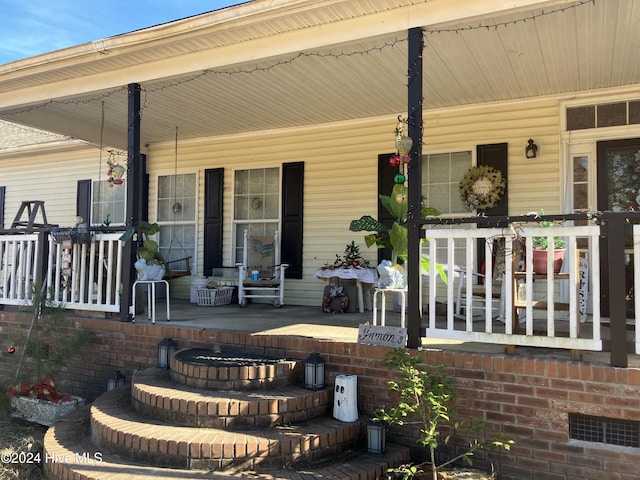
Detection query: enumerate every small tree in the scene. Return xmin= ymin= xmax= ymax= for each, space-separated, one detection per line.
xmin=374 ymin=348 xmax=513 ymax=480
xmin=7 ymin=284 xmax=91 ymax=401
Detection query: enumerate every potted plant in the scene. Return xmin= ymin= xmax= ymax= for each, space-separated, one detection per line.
xmin=374 ymin=348 xmax=513 ymax=480
xmin=119 ymin=220 xmax=168 ymax=280
xmin=6 ymin=285 xmax=90 ymax=426
xmin=323 ymin=241 xmax=370 ymax=269
xmin=349 ymin=184 xmax=445 ymax=288
xmin=531 ymin=211 xmax=566 ymax=275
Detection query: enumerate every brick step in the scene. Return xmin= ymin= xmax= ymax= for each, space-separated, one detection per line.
xmin=170 ymin=348 xmax=303 ymax=390
xmin=44 ymin=406 xmax=410 ymax=480
xmin=132 ymin=367 xmax=331 ymax=429
xmin=91 ymin=386 xmax=368 ymax=471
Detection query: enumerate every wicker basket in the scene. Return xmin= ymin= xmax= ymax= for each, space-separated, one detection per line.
xmin=196 ymin=286 xmax=233 ymax=306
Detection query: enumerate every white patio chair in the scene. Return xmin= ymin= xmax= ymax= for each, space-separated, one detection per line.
xmin=236 ymin=229 xmax=288 ymax=308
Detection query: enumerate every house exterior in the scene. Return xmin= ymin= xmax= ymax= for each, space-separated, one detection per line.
xmin=0 ymin=0 xmax=639 ymax=330
xmin=2 ymin=3 xmax=640 ymax=478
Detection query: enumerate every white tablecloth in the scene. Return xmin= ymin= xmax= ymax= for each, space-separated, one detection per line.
xmin=314 ymin=266 xmax=378 ymax=285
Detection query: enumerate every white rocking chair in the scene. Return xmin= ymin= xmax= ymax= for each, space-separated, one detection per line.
xmin=236 ymin=229 xmax=288 ymax=308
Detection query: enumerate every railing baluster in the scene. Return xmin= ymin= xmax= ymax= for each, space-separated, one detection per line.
xmin=422 ymin=223 xmax=602 ymax=354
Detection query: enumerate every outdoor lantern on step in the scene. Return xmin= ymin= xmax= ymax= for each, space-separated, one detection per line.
xmin=367 ymin=419 xmax=386 ymax=455
xmin=304 ymin=352 xmax=325 ymax=391
xmin=157 ymin=337 xmax=177 ymax=370
xmin=107 ymin=370 xmax=125 ymax=391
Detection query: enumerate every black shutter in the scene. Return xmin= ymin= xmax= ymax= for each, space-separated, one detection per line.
xmin=476 ymin=143 xmax=508 ymax=217
xmin=76 ymin=179 xmax=91 ymax=224
xmin=204 ymin=168 xmax=224 ymax=276
xmin=476 ymin=143 xmax=509 ymax=269
xmin=377 ymin=153 xmax=396 ymax=264
xmin=281 ymin=162 xmax=304 ymax=279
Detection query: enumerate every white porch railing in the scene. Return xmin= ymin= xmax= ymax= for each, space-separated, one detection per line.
xmin=0 ymin=232 xmax=124 ymax=312
xmin=0 ymin=233 xmax=41 ymax=303
xmin=423 ymin=225 xmax=603 ymax=352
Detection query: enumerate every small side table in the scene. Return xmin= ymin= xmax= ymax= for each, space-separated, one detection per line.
xmin=132 ymin=279 xmax=170 ymax=324
xmin=372 ymin=288 xmax=406 ymax=328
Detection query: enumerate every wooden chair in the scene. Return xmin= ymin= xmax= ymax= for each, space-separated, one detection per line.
xmin=236 ymin=229 xmax=288 ymax=307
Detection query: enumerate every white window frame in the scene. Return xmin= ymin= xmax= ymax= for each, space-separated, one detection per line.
xmin=560 ymin=93 xmax=640 ymax=213
xmin=231 ymin=166 xmax=281 ymax=265
xmin=90 ymin=179 xmax=126 ymax=226
xmin=422 ymin=148 xmax=476 ymax=218
xmin=155 ymin=172 xmax=198 ymax=271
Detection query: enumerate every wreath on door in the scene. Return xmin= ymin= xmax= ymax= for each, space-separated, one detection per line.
xmin=459 ymin=165 xmax=506 ymax=211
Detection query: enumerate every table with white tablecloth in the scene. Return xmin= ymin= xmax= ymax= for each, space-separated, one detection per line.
xmin=313 ymin=266 xmax=378 ymax=313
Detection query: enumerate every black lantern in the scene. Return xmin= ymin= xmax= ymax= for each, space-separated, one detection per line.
xmin=157 ymin=338 xmax=177 ymax=369
xmin=107 ymin=370 xmax=125 ymax=391
xmin=367 ymin=419 xmax=386 ymax=455
xmin=304 ymin=352 xmax=325 ymax=391
xmin=525 ymin=138 xmax=538 ymax=158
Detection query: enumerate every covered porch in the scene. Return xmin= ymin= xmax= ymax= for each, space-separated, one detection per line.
xmin=1 ymin=210 xmax=638 ymax=367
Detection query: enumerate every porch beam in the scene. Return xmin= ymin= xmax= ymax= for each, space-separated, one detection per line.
xmin=119 ymin=83 xmax=143 ymax=321
xmin=406 ymin=27 xmax=423 ymax=350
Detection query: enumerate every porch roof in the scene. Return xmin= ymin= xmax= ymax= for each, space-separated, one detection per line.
xmin=0 ymin=0 xmax=638 ymax=152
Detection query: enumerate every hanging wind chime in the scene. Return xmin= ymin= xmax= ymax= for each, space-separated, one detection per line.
xmin=172 ymin=127 xmax=182 ymax=215
xmin=107 ymin=150 xmax=125 ymax=186
xmin=390 ymin=116 xmax=412 ymax=204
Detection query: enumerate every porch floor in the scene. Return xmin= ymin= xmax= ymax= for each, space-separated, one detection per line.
xmin=114 ymin=298 xmax=639 ymax=367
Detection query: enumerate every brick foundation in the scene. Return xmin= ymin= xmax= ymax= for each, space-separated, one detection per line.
xmin=2 ymin=311 xmax=640 ymax=479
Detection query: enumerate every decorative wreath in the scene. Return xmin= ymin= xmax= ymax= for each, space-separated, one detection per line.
xmin=322 ymin=287 xmax=349 ymax=314
xmin=459 ymin=165 xmax=506 ymax=211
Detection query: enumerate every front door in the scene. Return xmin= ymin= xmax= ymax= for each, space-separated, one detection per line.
xmin=596 ymin=138 xmax=640 ymax=317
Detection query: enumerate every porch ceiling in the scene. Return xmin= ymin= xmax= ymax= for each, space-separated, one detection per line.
xmin=0 ymin=0 xmax=638 ymax=152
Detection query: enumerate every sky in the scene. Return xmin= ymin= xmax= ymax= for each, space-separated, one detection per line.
xmin=0 ymin=0 xmax=241 ymax=65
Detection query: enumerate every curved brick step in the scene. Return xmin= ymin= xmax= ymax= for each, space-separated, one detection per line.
xmin=91 ymin=387 xmax=368 ymax=471
xmin=170 ymin=348 xmax=303 ymax=390
xmin=45 ymin=406 xmax=409 ymax=480
xmin=132 ymin=367 xmax=331 ymax=429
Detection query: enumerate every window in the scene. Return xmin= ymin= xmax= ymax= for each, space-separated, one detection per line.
xmin=91 ymin=180 xmax=126 ymax=226
xmin=422 ymin=151 xmax=472 ymax=215
xmin=567 ymin=99 xmax=640 ymax=130
xmin=156 ymin=173 xmax=197 ymax=271
xmin=421 ymin=151 xmax=473 ymax=265
xmin=572 ymin=155 xmax=589 ymax=212
xmin=233 ymin=167 xmax=280 ymax=263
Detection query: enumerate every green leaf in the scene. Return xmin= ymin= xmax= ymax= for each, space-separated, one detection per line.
xmin=349 ymin=215 xmax=387 ymax=233
xmin=381 ymin=185 xmax=409 ymax=223
xmin=389 ymin=222 xmax=408 ymax=258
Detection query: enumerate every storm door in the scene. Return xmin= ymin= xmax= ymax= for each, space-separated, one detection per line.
xmin=596 ymin=138 xmax=640 ymax=317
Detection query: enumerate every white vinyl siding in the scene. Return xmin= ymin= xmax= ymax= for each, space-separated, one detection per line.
xmin=0 ymin=95 xmax=563 ymax=306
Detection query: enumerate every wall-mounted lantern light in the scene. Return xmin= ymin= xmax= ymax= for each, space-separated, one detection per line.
xmin=525 ymin=138 xmax=539 ymax=158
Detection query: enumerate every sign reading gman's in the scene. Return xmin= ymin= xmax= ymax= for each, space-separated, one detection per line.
xmin=357 ymin=324 xmax=407 ymax=347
